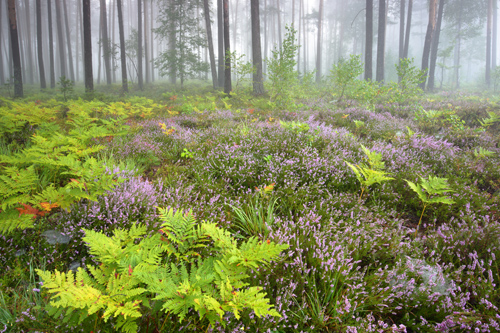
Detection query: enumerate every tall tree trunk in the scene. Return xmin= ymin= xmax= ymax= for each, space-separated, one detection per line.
xmin=365 ymin=0 xmax=373 ymax=80
xmin=263 ymin=0 xmax=268 ymax=74
xmin=251 ymin=0 xmax=264 ymax=95
xmin=8 ymin=0 xmax=23 ymax=97
xmin=0 ymin=1 xmax=4 ymax=85
xmin=223 ymin=0 xmax=232 ymax=95
xmin=399 ymin=0 xmax=405 ymax=61
xmin=277 ymin=0 xmax=282 ymax=49
xmin=487 ymin=0 xmax=493 ymax=87
xmin=137 ymin=0 xmax=143 ymax=89
xmin=24 ymin=0 xmax=34 ymax=84
xmin=97 ymin=14 xmax=102 ymax=84
xmin=403 ymin=0 xmax=412 ymax=58
xmin=316 ymin=0 xmax=323 ymax=83
xmin=168 ymin=0 xmax=176 ymax=84
xmin=420 ymin=0 xmax=437 ymax=90
xmin=48 ymin=0 xmax=55 ymax=88
xmin=54 ymin=0 xmax=66 ymax=79
xmin=493 ymin=0 xmax=497 ymax=69
xmin=117 ymin=0 xmax=128 ymax=92
xmin=63 ymin=1 xmax=75 ymax=81
xmin=76 ymin=0 xmax=80 ymax=82
xmin=376 ymin=0 xmax=385 ymax=82
xmin=36 ymin=0 xmax=46 ymax=89
xmin=454 ymin=11 xmax=461 ymax=89
xmin=204 ymin=0 xmax=218 ymax=89
xmin=428 ymin=0 xmax=445 ymax=91
xmin=83 ymin=0 xmax=93 ymax=92
xmin=150 ymin=0 xmax=154 ymax=82
xmin=144 ymin=0 xmax=149 ymax=84
xmin=100 ymin=0 xmax=112 ymax=85
xmin=217 ymin=0 xmax=224 ymax=87
xmin=302 ymin=0 xmax=306 ymax=72
xmin=297 ymin=0 xmax=301 ymax=74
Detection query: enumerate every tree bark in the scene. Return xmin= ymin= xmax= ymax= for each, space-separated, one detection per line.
xmin=420 ymin=0 xmax=437 ymax=90
xmin=493 ymin=0 xmax=497 ymax=69
xmin=8 ymin=0 xmax=23 ymax=97
xmin=54 ymin=0 xmax=66 ymax=79
xmin=277 ymin=0 xmax=282 ymax=49
xmin=223 ymin=0 xmax=232 ymax=95
xmin=63 ymin=1 xmax=75 ymax=82
xmin=217 ymin=0 xmax=224 ymax=87
xmin=487 ymin=0 xmax=493 ymax=87
xmin=83 ymin=0 xmax=93 ymax=92
xmin=365 ymin=0 xmax=373 ymax=80
xmin=99 ymin=0 xmax=112 ymax=85
xmin=137 ymin=0 xmax=143 ymax=89
xmin=48 ymin=0 xmax=55 ymax=88
xmin=376 ymin=0 xmax=385 ymax=83
xmin=204 ymin=0 xmax=218 ymax=89
xmin=428 ymin=0 xmax=445 ymax=91
xmin=117 ymin=0 xmax=128 ymax=92
xmin=399 ymin=0 xmax=405 ymax=61
xmin=24 ymin=0 xmax=34 ymax=84
xmin=403 ymin=0 xmax=412 ymax=59
xmin=0 ymin=1 xmax=4 ymax=86
xmin=150 ymin=0 xmax=154 ymax=82
xmin=36 ymin=0 xmax=46 ymax=89
xmin=251 ymin=0 xmax=264 ymax=95
xmin=144 ymin=0 xmax=149 ymax=84
xmin=316 ymin=0 xmax=323 ymax=83
xmin=76 ymin=0 xmax=80 ymax=82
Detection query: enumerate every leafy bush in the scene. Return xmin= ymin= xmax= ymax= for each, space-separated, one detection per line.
xmin=329 ymin=54 xmax=364 ymax=103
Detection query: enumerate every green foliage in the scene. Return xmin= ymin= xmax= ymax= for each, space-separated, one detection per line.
xmin=230 ymin=193 xmax=277 ymax=239
xmin=279 ymin=120 xmax=310 ymax=134
xmin=37 ymin=208 xmax=288 ymax=331
xmin=479 ymin=111 xmax=500 ymax=128
xmin=267 ymin=25 xmax=299 ymax=110
xmin=227 ymin=51 xmax=255 ymax=91
xmin=404 ymin=175 xmax=455 ymax=236
xmin=181 ymin=148 xmax=194 ymax=159
xmin=473 ymin=147 xmax=495 ymax=159
xmin=392 ymin=58 xmax=426 ymax=104
xmin=345 ymin=145 xmax=394 ymax=201
xmin=57 ymin=76 xmax=74 ymax=101
xmin=329 ymin=55 xmax=364 ymax=103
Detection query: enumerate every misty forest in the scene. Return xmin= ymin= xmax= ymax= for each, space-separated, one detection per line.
xmin=1 ymin=0 xmax=500 ymax=332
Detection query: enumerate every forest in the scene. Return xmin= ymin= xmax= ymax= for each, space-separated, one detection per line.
xmin=0 ymin=0 xmax=500 ymax=332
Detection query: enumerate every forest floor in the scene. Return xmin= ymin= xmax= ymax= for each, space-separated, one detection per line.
xmin=0 ymin=82 xmax=499 ymax=332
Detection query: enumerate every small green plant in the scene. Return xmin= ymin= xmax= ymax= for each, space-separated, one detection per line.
xmin=394 ymin=58 xmax=426 ymax=104
xmin=344 ymin=145 xmax=394 ymax=201
xmin=227 ymin=51 xmax=255 ymax=91
xmin=279 ymin=120 xmax=310 ymax=134
xmin=267 ymin=25 xmax=299 ymax=110
xmin=473 ymin=147 xmax=495 ymax=159
xmin=37 ymin=208 xmax=288 ymax=332
xmin=404 ymin=175 xmax=455 ymax=237
xmin=329 ymin=54 xmax=364 ymax=103
xmin=230 ymin=191 xmax=277 ymax=240
xmin=479 ymin=111 xmax=500 ymax=128
xmin=57 ymin=76 xmax=74 ymax=101
xmin=181 ymin=148 xmax=194 ymax=159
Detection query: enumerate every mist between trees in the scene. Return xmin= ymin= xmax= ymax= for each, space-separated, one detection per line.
xmin=1 ymin=0 xmax=498 ymax=97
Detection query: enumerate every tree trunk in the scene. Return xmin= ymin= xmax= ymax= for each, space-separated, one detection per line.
xmin=137 ymin=0 xmax=143 ymax=89
xmin=223 ymin=0 xmax=232 ymax=95
xmin=428 ymin=0 xmax=445 ymax=91
xmin=54 ymin=0 xmax=67 ymax=79
xmin=217 ymin=0 xmax=224 ymax=87
xmin=117 ymin=0 xmax=128 ymax=92
xmin=420 ymin=0 xmax=437 ymax=90
xmin=63 ymin=1 xmax=75 ymax=82
xmin=365 ymin=0 xmax=373 ymax=80
xmin=76 ymin=0 xmax=80 ymax=82
xmin=48 ymin=0 xmax=55 ymax=88
xmin=399 ymin=0 xmax=405 ymax=61
xmin=83 ymin=0 xmax=93 ymax=92
xmin=0 ymin=1 xmax=4 ymax=86
xmin=8 ymin=0 xmax=23 ymax=97
xmin=297 ymin=0 xmax=301 ymax=74
xmin=144 ymin=0 xmax=149 ymax=84
xmin=204 ymin=0 xmax=218 ymax=89
xmin=316 ymin=0 xmax=323 ymax=83
xmin=97 ymin=13 xmax=102 ymax=84
xmin=263 ymin=0 xmax=268 ymax=74
xmin=36 ymin=0 xmax=46 ymax=89
xmin=99 ymin=0 xmax=112 ymax=85
xmin=487 ymin=0 xmax=493 ymax=87
xmin=277 ymin=0 xmax=282 ymax=49
xmin=376 ymin=0 xmax=385 ymax=82
xmin=493 ymin=0 xmax=497 ymax=69
xmin=150 ymin=0 xmax=154 ymax=82
xmin=251 ymin=0 xmax=264 ymax=95
xmin=24 ymin=0 xmax=34 ymax=84
xmin=403 ymin=0 xmax=412 ymax=59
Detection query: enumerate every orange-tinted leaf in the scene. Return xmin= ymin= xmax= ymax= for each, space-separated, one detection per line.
xmin=16 ymin=204 xmax=46 ymax=218
xmin=70 ymin=179 xmax=80 ymax=184
xmin=39 ymin=202 xmax=59 ymax=212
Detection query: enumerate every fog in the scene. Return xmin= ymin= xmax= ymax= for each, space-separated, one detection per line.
xmin=0 ymin=0 xmax=494 ymax=90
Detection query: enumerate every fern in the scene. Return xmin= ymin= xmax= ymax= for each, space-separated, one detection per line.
xmin=404 ymin=175 xmax=455 ymax=237
xmin=37 ymin=208 xmax=288 ymax=331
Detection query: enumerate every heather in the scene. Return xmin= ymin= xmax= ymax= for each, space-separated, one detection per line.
xmin=0 ymin=86 xmax=499 ymax=332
